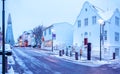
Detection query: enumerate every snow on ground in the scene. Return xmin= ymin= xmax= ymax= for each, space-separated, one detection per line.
xmin=0 ymin=55 xmax=15 ymax=74
xmin=33 ymin=48 xmax=120 ymax=68
xmin=12 ymin=49 xmax=33 ymax=74
xmin=1 ymin=47 xmax=120 ymax=74
xmin=54 ymin=54 xmax=120 ymax=68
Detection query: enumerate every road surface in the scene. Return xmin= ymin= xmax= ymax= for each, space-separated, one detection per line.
xmin=12 ymin=47 xmax=120 ymax=74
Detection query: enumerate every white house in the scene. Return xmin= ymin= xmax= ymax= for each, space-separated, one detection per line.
xmin=42 ymin=22 xmax=73 ymax=50
xmin=73 ymin=1 xmax=120 ymax=59
xmin=18 ymin=30 xmax=36 ymax=47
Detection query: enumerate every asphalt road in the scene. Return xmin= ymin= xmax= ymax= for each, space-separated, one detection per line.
xmin=12 ymin=47 xmax=120 ymax=74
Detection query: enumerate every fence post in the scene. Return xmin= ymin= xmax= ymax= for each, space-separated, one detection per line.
xmin=113 ymin=52 xmax=115 ymax=59
xmin=62 ymin=49 xmax=64 ymax=55
xmin=66 ymin=48 xmax=68 ymax=56
xmin=70 ymin=51 xmax=72 ymax=57
xmin=5 ymin=56 xmax=8 ymax=73
xmin=87 ymin=43 xmax=91 ymax=60
xmin=59 ymin=50 xmax=62 ymax=56
xmin=75 ymin=52 xmax=78 ymax=60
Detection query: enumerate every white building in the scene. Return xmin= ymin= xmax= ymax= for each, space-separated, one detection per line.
xmin=42 ymin=22 xmax=73 ymax=50
xmin=73 ymin=1 xmax=120 ymax=59
xmin=18 ymin=30 xmax=36 ymax=47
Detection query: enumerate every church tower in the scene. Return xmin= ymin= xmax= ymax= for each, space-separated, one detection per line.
xmin=6 ymin=13 xmax=14 ymax=45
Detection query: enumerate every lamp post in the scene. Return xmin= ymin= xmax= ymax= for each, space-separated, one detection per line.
xmin=98 ymin=19 xmax=104 ymax=61
xmin=2 ymin=0 xmax=6 ymax=74
xmin=51 ymin=29 xmax=54 ymax=52
xmin=51 ymin=29 xmax=55 ymax=52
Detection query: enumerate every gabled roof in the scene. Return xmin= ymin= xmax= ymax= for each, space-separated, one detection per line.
xmin=86 ymin=1 xmax=114 ymax=21
xmin=84 ymin=1 xmax=98 ymax=12
xmin=98 ymin=10 xmax=114 ymax=21
xmin=77 ymin=1 xmax=98 ymax=18
xmin=93 ymin=5 xmax=116 ymax=21
xmin=78 ymin=1 xmax=116 ymax=21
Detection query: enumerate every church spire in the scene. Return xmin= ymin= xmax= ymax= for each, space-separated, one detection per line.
xmin=6 ymin=13 xmax=14 ymax=45
xmin=7 ymin=13 xmax=12 ymax=24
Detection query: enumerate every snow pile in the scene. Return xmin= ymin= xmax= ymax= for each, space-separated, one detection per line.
xmin=108 ymin=59 xmax=120 ymax=69
xmin=54 ymin=54 xmax=109 ymax=67
xmin=47 ymin=49 xmax=120 ymax=68
xmin=0 ymin=56 xmax=15 ymax=74
xmin=26 ymin=48 xmax=120 ymax=68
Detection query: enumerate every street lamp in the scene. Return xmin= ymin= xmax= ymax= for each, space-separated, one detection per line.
xmin=51 ymin=29 xmax=55 ymax=52
xmin=98 ymin=19 xmax=104 ymax=61
xmin=2 ymin=0 xmax=6 ymax=74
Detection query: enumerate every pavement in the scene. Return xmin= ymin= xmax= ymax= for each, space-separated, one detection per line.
xmin=1 ymin=47 xmax=119 ymax=74
xmin=0 ymin=55 xmax=15 ymax=74
xmin=32 ymin=47 xmax=120 ymax=67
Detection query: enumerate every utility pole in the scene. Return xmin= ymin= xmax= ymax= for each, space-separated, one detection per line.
xmin=2 ymin=0 xmax=6 ymax=74
xmin=100 ymin=24 xmax=102 ymax=61
xmin=52 ymin=33 xmax=53 ymax=52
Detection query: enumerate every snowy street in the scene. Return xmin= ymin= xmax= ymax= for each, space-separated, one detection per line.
xmin=0 ymin=0 xmax=120 ymax=74
xmin=9 ymin=47 xmax=120 ymax=74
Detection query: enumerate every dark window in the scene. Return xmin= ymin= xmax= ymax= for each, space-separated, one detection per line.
xmin=92 ymin=16 xmax=96 ymax=24
xmin=85 ymin=8 xmax=87 ymax=12
xmin=49 ymin=28 xmax=51 ymax=35
xmin=115 ymin=16 xmax=119 ymax=26
xmin=115 ymin=48 xmax=119 ymax=56
xmin=104 ymin=30 xmax=107 ymax=40
xmin=115 ymin=32 xmax=119 ymax=41
xmin=84 ymin=18 xmax=88 ymax=26
xmin=84 ymin=32 xmax=88 ymax=36
xmin=44 ymin=30 xmax=46 ymax=36
xmin=78 ymin=20 xmax=81 ymax=27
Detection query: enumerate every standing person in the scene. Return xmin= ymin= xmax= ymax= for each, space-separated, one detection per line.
xmin=80 ymin=49 xmax=82 ymax=60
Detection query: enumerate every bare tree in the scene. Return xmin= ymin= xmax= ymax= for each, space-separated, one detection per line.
xmin=32 ymin=25 xmax=43 ymax=47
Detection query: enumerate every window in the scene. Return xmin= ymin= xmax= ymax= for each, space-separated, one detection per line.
xmin=92 ymin=16 xmax=96 ymax=24
xmin=44 ymin=30 xmax=46 ymax=36
xmin=89 ymin=32 xmax=91 ymax=36
xmin=84 ymin=18 xmax=88 ymax=26
xmin=78 ymin=20 xmax=81 ymax=27
xmin=81 ymin=33 xmax=83 ymax=37
xmin=104 ymin=30 xmax=107 ymax=40
xmin=115 ymin=32 xmax=119 ymax=41
xmin=84 ymin=32 xmax=88 ymax=36
xmin=49 ymin=28 xmax=51 ymax=35
xmin=115 ymin=16 xmax=119 ymax=26
xmin=85 ymin=8 xmax=87 ymax=12
xmin=115 ymin=48 xmax=119 ymax=56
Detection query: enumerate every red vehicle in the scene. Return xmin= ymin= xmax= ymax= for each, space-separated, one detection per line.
xmin=24 ymin=40 xmax=28 ymax=47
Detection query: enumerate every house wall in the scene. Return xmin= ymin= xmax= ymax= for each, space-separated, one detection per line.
xmin=73 ymin=2 xmax=101 ymax=50
xmin=107 ymin=9 xmax=120 ymax=58
xmin=73 ymin=1 xmax=120 ymax=59
xmin=43 ymin=22 xmax=73 ymax=49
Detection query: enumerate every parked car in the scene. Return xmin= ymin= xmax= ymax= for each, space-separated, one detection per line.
xmin=0 ymin=44 xmax=13 ymax=73
xmin=5 ymin=44 xmax=12 ymax=56
xmin=0 ymin=44 xmax=12 ymax=56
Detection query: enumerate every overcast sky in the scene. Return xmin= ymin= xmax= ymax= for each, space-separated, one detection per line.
xmin=0 ymin=0 xmax=120 ymax=42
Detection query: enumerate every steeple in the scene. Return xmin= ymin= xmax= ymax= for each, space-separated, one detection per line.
xmin=7 ymin=13 xmax=12 ymax=24
xmin=6 ymin=13 xmax=14 ymax=45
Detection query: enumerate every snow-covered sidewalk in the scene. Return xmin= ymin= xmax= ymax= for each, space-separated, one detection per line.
xmin=52 ymin=50 xmax=120 ymax=69
xmin=0 ymin=56 xmax=15 ymax=74
xmin=33 ymin=48 xmax=120 ymax=69
xmin=53 ymin=54 xmax=120 ymax=68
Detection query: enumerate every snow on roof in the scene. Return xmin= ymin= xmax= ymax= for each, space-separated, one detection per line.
xmin=91 ymin=4 xmax=114 ymax=21
xmin=83 ymin=1 xmax=114 ymax=21
xmin=98 ymin=10 xmax=114 ymax=21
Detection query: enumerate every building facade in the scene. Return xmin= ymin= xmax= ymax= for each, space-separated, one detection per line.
xmin=18 ymin=30 xmax=36 ymax=47
xmin=73 ymin=1 xmax=120 ymax=59
xmin=42 ymin=22 xmax=73 ymax=50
